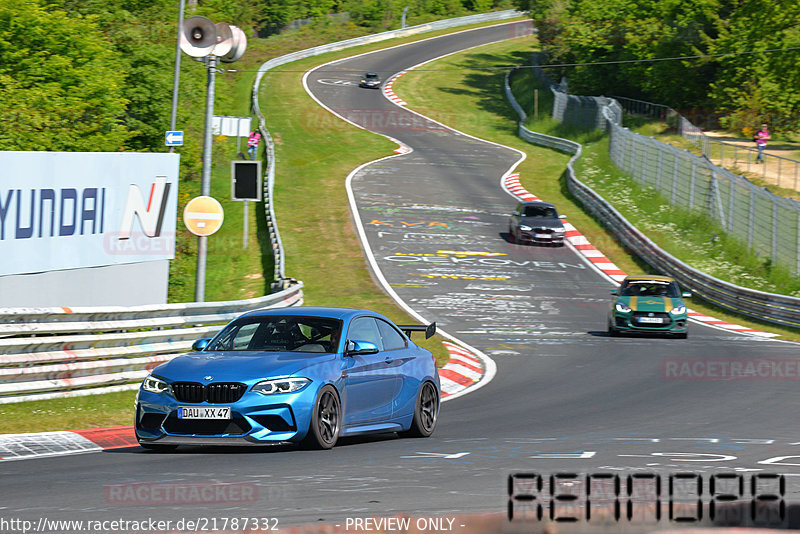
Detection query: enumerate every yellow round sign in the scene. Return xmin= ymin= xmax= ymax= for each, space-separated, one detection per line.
xmin=183 ymin=196 xmax=224 ymax=236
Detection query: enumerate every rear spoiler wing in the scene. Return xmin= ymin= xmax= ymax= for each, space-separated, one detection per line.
xmin=397 ymin=322 xmax=436 ymax=339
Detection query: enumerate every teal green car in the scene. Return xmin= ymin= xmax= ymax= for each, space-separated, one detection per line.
xmin=608 ymin=275 xmax=691 ymax=338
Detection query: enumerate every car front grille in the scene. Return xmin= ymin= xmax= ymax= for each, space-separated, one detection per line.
xmin=163 ymin=413 xmax=251 ymax=436
xmin=171 ymin=382 xmax=247 ymax=403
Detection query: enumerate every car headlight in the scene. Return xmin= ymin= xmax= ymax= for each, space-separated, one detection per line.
xmin=252 ymin=377 xmax=310 ymax=395
xmin=520 ymin=225 xmax=532 ymax=231
xmin=142 ymin=375 xmax=169 ymax=394
xmin=671 ymin=305 xmax=687 ymax=315
xmin=554 ymin=226 xmax=566 ymax=233
xmin=615 ymin=302 xmax=631 ymax=313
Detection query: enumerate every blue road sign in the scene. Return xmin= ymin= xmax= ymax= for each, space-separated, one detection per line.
xmin=165 ymin=131 xmax=184 ymax=146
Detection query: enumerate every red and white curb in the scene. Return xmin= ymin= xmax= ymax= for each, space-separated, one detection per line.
xmin=0 ymin=425 xmax=137 ymax=461
xmin=439 ymin=342 xmax=485 ymax=398
xmin=383 ymin=71 xmax=409 ymax=107
xmin=502 ymin=174 xmax=780 ymax=338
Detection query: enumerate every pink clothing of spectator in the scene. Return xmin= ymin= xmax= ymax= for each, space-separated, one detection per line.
xmin=754 ymin=124 xmax=770 ymax=163
xmin=247 ymin=131 xmax=261 ymax=160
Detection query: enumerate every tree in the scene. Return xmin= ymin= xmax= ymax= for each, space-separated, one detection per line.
xmin=0 ymin=0 xmax=130 ymax=151
xmin=708 ymin=0 xmax=800 ymax=132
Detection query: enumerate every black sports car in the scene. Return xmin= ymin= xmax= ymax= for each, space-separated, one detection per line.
xmin=508 ymin=200 xmax=567 ymax=245
xmin=359 ymin=72 xmax=381 ymax=89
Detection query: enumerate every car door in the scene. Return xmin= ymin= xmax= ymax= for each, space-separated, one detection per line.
xmin=342 ymin=316 xmax=395 ymax=426
xmin=375 ymin=318 xmax=416 ymax=418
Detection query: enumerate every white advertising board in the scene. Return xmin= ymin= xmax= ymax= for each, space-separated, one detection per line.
xmin=211 ymin=116 xmax=251 ymax=137
xmin=0 ymin=152 xmax=179 ymax=276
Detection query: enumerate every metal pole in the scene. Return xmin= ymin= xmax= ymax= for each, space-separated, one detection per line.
xmin=169 ymin=0 xmax=186 ymax=154
xmin=401 ymin=6 xmax=409 ymax=28
xmin=195 ymin=55 xmax=217 ymax=302
xmin=243 ymin=200 xmax=249 ymax=248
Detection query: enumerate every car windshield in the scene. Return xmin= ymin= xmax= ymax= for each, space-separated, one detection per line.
xmin=206 ymin=316 xmax=342 ymax=353
xmin=522 ymin=205 xmax=557 ymax=218
xmin=620 ymin=280 xmax=681 ymax=297
xmin=365 ymin=73 xmax=379 ymax=79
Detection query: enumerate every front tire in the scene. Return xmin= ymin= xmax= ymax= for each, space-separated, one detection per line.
xmin=608 ymin=323 xmax=619 ymax=337
xmin=403 ymin=381 xmax=439 ymax=438
xmin=303 ymin=385 xmax=341 ymax=449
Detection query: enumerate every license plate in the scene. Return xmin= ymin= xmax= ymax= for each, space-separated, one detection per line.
xmin=637 ymin=317 xmax=664 ymax=324
xmin=178 ymin=406 xmax=231 ymax=419
xmin=534 ymin=233 xmax=552 ymax=239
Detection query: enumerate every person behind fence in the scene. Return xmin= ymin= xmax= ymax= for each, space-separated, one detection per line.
xmin=247 ymin=130 xmax=261 ymax=160
xmin=753 ymin=123 xmax=770 ymax=163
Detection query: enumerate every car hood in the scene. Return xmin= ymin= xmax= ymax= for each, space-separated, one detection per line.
xmin=620 ymin=296 xmax=684 ymax=313
xmin=519 ymin=217 xmax=564 ymax=229
xmin=151 ymin=351 xmax=336 ymax=383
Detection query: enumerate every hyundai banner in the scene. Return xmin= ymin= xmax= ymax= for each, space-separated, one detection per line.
xmin=0 ymin=152 xmax=179 ymax=276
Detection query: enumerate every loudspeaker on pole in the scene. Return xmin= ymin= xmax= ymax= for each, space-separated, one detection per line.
xmin=219 ymin=25 xmax=247 ymax=63
xmin=212 ymin=22 xmax=234 ymax=57
xmin=179 ymin=16 xmax=217 ymax=57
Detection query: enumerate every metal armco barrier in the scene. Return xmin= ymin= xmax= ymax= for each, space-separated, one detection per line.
xmin=252 ymin=10 xmax=524 ymax=289
xmin=504 ymin=70 xmax=800 ymax=330
xmin=0 ymin=283 xmax=303 ymax=404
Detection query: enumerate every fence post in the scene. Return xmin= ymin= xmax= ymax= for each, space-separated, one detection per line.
xmin=689 ymin=161 xmax=697 ymax=211
xmin=748 ymin=191 xmax=755 ymax=249
xmin=656 ymin=147 xmax=663 ymax=189
xmin=773 ymin=201 xmax=779 ymax=267
xmin=728 ymin=180 xmax=735 ymax=232
xmin=642 ymin=137 xmax=649 ymax=183
xmin=629 ymin=132 xmax=635 ymax=172
xmin=672 ymin=152 xmax=679 ymax=204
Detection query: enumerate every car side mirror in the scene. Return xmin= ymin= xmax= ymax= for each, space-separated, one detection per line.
xmin=192 ymin=338 xmax=211 ymax=351
xmin=559 ymin=214 xmax=567 ymax=219
xmin=682 ymin=291 xmax=692 ymax=298
xmin=345 ymin=340 xmax=379 ymax=356
xmin=610 ymin=289 xmax=618 ymax=295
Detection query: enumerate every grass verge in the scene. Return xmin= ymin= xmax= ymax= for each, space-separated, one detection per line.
xmin=392 ymin=38 xmax=800 ymax=341
xmin=0 ymin=16 xmax=530 ymax=435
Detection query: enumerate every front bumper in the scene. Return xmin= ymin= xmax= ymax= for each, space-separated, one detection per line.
xmin=611 ymin=312 xmax=688 ymax=334
xmin=517 ymin=230 xmax=565 ymax=245
xmin=135 ymin=384 xmax=319 ymax=445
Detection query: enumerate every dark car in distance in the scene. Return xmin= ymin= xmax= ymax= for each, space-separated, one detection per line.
xmin=508 ymin=201 xmax=567 ymax=246
xmin=359 ymin=72 xmax=381 ymax=89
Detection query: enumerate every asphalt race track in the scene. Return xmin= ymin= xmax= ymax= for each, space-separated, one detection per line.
xmin=4 ymin=20 xmax=800 ymax=532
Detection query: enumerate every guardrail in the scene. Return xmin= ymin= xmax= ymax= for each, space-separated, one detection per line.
xmin=0 ymin=283 xmax=304 ymax=404
xmin=252 ymin=9 xmax=525 ymax=289
xmin=505 ymin=69 xmax=800 ymax=330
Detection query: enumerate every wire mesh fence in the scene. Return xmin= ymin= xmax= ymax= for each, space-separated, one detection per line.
xmin=528 ymin=59 xmax=800 ymax=276
xmin=614 ymin=95 xmax=800 ymax=192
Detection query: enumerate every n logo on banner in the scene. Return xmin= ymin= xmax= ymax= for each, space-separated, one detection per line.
xmin=119 ymin=177 xmax=172 ymax=240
